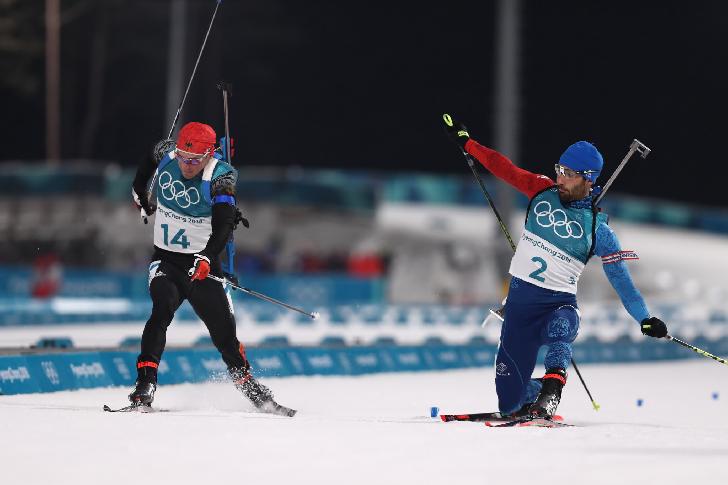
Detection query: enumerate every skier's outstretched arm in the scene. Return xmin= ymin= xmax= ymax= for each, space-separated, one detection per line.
xmin=595 ymin=223 xmax=668 ymax=338
xmin=443 ymin=115 xmax=553 ymax=198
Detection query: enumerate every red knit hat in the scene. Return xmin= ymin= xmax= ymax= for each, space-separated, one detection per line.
xmin=176 ymin=122 xmax=216 ymax=156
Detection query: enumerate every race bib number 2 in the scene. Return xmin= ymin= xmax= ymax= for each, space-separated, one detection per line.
xmin=509 ymin=229 xmax=585 ymax=294
xmin=529 ymin=257 xmax=547 ymax=282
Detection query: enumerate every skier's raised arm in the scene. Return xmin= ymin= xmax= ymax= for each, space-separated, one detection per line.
xmin=443 ymin=116 xmax=553 ymax=198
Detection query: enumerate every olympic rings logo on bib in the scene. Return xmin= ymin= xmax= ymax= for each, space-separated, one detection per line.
xmin=533 ymin=201 xmax=584 ymax=239
xmin=158 ymin=171 xmax=200 ymax=208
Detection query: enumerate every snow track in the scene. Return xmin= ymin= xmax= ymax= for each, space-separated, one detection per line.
xmin=1 ymin=361 xmax=727 ymax=485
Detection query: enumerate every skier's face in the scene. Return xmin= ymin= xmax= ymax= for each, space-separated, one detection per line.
xmin=177 ymin=151 xmax=212 ymax=179
xmin=556 ymin=170 xmax=592 ymax=202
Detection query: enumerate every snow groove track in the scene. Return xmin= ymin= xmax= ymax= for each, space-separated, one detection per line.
xmin=1 ymin=362 xmax=727 ymax=485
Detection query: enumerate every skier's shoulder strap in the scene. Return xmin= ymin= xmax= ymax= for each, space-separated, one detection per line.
xmin=524 ymin=186 xmax=558 ymax=224
xmin=200 ymin=157 xmax=221 ymax=205
xmin=587 ymin=208 xmax=609 ymax=260
xmin=156 ymin=151 xmax=176 ymax=172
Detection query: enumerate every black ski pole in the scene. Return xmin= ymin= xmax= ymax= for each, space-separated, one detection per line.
xmin=217 ymin=80 xmax=236 ymax=278
xmin=443 ymin=113 xmax=599 ymax=410
xmin=166 ymin=0 xmax=223 ymax=141
xmin=443 ymin=116 xmax=516 ymax=252
xmin=217 ymin=81 xmax=233 ymax=164
xmin=142 ymin=0 xmax=224 ymax=224
xmin=205 ymin=274 xmax=320 ymax=320
xmin=594 ymin=139 xmax=650 ymax=207
xmin=570 ymin=359 xmax=601 ymax=410
xmin=666 ymin=335 xmax=728 ymax=366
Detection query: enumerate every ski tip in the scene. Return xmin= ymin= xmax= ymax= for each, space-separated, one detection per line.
xmin=103 ymin=403 xmax=154 ymax=413
xmin=262 ymin=401 xmax=297 ymax=417
xmin=520 ymin=418 xmax=573 ymax=428
xmin=440 ymin=414 xmax=469 ymax=422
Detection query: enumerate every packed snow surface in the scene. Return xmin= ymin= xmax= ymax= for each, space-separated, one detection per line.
xmin=1 ymin=361 xmax=727 ymax=485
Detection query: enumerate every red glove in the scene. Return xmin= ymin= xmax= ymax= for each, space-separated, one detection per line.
xmin=189 ymin=254 xmax=211 ymax=281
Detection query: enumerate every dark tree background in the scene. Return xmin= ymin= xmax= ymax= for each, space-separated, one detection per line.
xmin=2 ymin=0 xmax=726 ymax=207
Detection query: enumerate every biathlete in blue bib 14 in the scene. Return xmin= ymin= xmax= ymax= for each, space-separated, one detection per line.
xmin=129 ymin=121 xmax=280 ymax=411
xmin=444 ymin=116 xmax=669 ymax=419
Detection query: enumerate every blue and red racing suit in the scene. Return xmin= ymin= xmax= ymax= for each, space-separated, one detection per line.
xmin=465 ymin=139 xmax=650 ymax=414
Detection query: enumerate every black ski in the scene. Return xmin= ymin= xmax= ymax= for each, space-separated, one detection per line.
xmin=440 ymin=411 xmax=510 ymax=422
xmin=441 ymin=411 xmax=563 ymax=423
xmin=485 ymin=416 xmax=573 ymax=428
xmin=103 ymin=403 xmax=158 ymax=413
xmin=103 ymin=401 xmax=296 ymax=416
xmin=259 ymin=400 xmax=297 ymax=417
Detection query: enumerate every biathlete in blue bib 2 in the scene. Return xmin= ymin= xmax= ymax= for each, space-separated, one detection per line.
xmin=444 ymin=116 xmax=669 ymax=419
xmin=129 ymin=121 xmax=276 ymax=410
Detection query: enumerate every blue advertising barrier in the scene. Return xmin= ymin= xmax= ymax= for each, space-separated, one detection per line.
xmin=246 ymin=348 xmax=296 ymax=378
xmin=292 ymin=347 xmax=342 ymax=376
xmin=98 ymin=351 xmax=137 ymax=386
xmin=341 ymin=347 xmax=392 ymax=375
xmin=0 ymin=356 xmax=41 ymax=394
xmin=4 ymin=352 xmax=115 ymax=394
xmin=1 ymin=337 xmax=726 ymax=396
xmin=388 ymin=347 xmax=431 ymax=371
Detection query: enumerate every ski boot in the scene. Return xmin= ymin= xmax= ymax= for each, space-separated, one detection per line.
xmin=129 ymin=360 xmax=158 ymax=406
xmin=231 ymin=371 xmax=274 ymax=408
xmin=528 ymin=368 xmax=567 ymax=418
xmin=498 ymin=377 xmax=545 ymax=418
xmin=128 ymin=379 xmax=157 ymax=406
xmin=230 ymin=369 xmax=297 ymax=417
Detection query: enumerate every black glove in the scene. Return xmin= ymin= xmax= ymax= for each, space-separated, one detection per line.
xmin=152 ymin=138 xmax=176 ymax=163
xmin=641 ymin=317 xmax=668 ymax=338
xmin=132 ymin=187 xmax=156 ymax=223
xmin=442 ymin=113 xmax=470 ymax=150
xmin=233 ymin=207 xmax=250 ymax=229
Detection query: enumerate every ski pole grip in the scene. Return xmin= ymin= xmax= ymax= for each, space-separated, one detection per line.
xmin=632 ymin=139 xmax=651 ymax=159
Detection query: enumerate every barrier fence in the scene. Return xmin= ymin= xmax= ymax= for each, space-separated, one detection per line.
xmin=2 ymin=336 xmax=727 ymax=395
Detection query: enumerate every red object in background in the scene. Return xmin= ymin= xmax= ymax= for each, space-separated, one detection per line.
xmin=31 ymin=254 xmax=62 ymax=298
xmin=347 ymin=254 xmax=383 ymax=277
xmin=227 ymin=137 xmax=235 ymax=159
xmin=300 ymin=252 xmax=326 ymax=273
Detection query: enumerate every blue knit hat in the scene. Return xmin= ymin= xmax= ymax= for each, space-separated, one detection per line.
xmin=558 ymin=141 xmax=603 ymax=183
